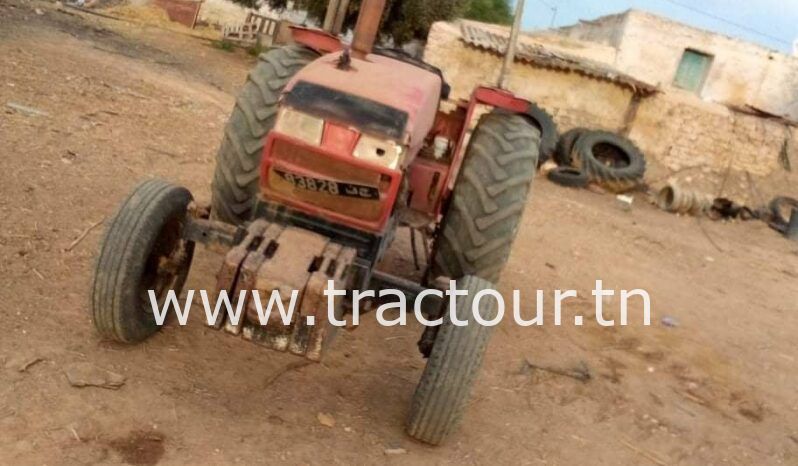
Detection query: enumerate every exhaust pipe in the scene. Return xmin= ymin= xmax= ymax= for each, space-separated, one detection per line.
xmin=351 ymin=0 xmax=386 ymax=59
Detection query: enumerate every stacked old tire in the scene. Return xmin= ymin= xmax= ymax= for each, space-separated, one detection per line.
xmin=548 ymin=127 xmax=646 ymax=192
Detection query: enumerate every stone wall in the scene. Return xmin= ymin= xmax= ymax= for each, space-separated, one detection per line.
xmin=629 ymin=93 xmax=790 ymax=177
xmin=424 ymin=21 xmax=798 ymax=202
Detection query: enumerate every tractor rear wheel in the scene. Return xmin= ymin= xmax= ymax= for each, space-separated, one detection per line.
xmin=91 ymin=179 xmax=195 ymax=343
xmin=406 ymin=275 xmax=499 ymax=445
xmin=211 ymin=45 xmax=319 ymax=225
xmin=430 ymin=112 xmax=540 ymax=283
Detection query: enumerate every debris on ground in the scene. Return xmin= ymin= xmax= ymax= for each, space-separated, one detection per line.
xmin=521 ymin=359 xmax=592 ymax=382
xmin=4 ymin=355 xmax=44 ymax=373
xmin=709 ymin=197 xmax=756 ymax=220
xmin=616 ymin=194 xmax=634 ymax=211
xmin=63 ymin=218 xmax=106 ymax=252
xmin=656 ymin=183 xmax=712 ymax=216
xmin=263 ymin=360 xmax=312 ymax=388
xmin=619 ymin=438 xmax=668 ymax=466
xmin=661 ymin=316 xmax=679 ymax=328
xmin=657 ymin=183 xmax=764 ymax=223
xmin=6 ymin=102 xmax=50 ymax=117
xmin=317 ymin=412 xmax=336 ymax=428
xmin=384 ymin=447 xmax=407 ymax=455
xmin=64 ymin=362 xmax=126 ymax=389
xmin=549 ymin=128 xmax=646 ymax=193
xmin=539 ymin=159 xmax=559 ymax=175
xmin=766 ymin=196 xmax=798 ymax=236
xmin=547 ymin=166 xmax=588 ymax=188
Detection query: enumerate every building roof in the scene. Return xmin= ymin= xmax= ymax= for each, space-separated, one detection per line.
xmin=459 ymin=21 xmax=658 ymax=96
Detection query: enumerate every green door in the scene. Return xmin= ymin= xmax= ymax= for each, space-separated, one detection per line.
xmin=673 ymin=49 xmax=712 ymax=93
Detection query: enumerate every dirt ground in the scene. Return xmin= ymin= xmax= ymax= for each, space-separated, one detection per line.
xmin=2 ymin=2 xmax=798 ymax=465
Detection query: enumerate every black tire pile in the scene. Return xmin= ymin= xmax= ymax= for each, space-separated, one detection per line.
xmin=547 ymin=127 xmax=646 ymax=192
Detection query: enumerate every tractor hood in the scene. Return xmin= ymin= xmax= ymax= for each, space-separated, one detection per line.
xmin=283 ymin=51 xmax=442 ymax=152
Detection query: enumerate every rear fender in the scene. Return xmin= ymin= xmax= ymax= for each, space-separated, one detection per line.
xmin=408 ymin=86 xmax=533 ymax=219
xmin=289 ymin=26 xmax=343 ymax=54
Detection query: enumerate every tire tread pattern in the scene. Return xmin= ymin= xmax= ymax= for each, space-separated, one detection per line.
xmin=571 ymin=130 xmax=646 ymax=193
xmin=406 ymin=275 xmax=498 ymax=445
xmin=91 ymin=179 xmax=194 ymax=343
xmin=211 ymin=45 xmax=318 ymax=224
xmin=431 ymin=113 xmax=540 ymax=283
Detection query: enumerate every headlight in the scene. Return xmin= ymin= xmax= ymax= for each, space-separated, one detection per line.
xmin=353 ymin=134 xmax=404 ymax=170
xmin=274 ymin=107 xmax=324 ymax=146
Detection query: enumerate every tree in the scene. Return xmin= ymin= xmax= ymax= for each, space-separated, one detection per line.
xmin=252 ymin=0 xmax=511 ymax=44
xmin=462 ymin=0 xmax=512 ymax=25
xmin=254 ymin=0 xmax=465 ymax=44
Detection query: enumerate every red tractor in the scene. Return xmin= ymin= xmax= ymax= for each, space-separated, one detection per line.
xmin=91 ymin=0 xmax=540 ymax=445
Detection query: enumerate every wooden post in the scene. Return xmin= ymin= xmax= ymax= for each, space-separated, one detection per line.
xmin=322 ymin=0 xmax=341 ymax=32
xmin=498 ymin=0 xmax=525 ymax=89
xmin=332 ymin=0 xmax=351 ymax=35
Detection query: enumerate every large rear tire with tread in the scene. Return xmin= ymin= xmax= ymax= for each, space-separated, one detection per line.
xmin=211 ymin=45 xmax=319 ymax=225
xmin=406 ymin=275 xmax=499 ymax=445
xmin=430 ymin=112 xmax=539 ymax=283
xmin=91 ymin=179 xmax=195 ymax=343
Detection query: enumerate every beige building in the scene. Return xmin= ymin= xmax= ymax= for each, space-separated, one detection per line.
xmin=554 ymin=10 xmax=798 ymax=121
xmin=423 ymin=16 xmax=797 ymax=203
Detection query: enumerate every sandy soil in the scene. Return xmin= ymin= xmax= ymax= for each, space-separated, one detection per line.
xmin=1 ymin=2 xmax=797 ymax=465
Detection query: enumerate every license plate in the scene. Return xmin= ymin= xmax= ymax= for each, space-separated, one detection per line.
xmin=274 ymin=169 xmax=380 ymax=200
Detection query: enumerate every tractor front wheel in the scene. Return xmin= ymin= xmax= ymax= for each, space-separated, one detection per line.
xmin=406 ymin=275 xmax=499 ymax=445
xmin=91 ymin=179 xmax=195 ymax=343
xmin=430 ymin=112 xmax=540 ymax=283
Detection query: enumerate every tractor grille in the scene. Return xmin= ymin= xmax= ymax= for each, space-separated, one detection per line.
xmin=261 ymin=136 xmax=397 ymax=232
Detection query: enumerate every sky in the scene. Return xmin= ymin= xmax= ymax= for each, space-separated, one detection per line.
xmin=518 ymin=0 xmax=798 ymax=54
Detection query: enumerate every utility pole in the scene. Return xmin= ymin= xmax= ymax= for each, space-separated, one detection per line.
xmin=498 ymin=0 xmax=525 ymax=89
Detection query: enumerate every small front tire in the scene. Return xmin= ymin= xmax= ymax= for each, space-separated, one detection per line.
xmin=406 ymin=275 xmax=499 ymax=445
xmin=91 ymin=179 xmax=195 ymax=343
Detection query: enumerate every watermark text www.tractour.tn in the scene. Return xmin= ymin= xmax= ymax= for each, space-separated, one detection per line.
xmin=149 ymin=279 xmax=651 ymax=328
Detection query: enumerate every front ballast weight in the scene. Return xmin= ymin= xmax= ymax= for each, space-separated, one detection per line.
xmin=208 ymin=218 xmax=357 ymax=361
xmin=180 ymin=204 xmax=362 ymax=361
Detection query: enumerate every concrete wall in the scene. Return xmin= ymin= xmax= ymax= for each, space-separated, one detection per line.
xmin=552 ymin=10 xmax=798 ymax=122
xmin=555 ymin=13 xmax=627 ymax=49
xmin=424 ymin=21 xmax=798 ymax=202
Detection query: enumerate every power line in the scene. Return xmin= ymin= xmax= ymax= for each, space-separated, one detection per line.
xmin=551 ymin=0 xmax=598 ymax=24
xmin=531 ymin=0 xmax=556 ymax=10
xmin=656 ymin=0 xmax=791 ymax=46
xmin=529 ymin=0 xmax=559 ymax=28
